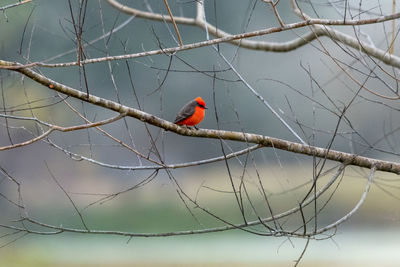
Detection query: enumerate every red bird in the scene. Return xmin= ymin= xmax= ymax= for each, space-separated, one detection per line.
xmin=174 ymin=97 xmax=207 ymax=128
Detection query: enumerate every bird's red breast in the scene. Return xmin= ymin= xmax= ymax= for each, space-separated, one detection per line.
xmin=174 ymin=97 xmax=207 ymax=126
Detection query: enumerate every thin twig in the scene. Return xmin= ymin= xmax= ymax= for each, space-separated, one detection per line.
xmin=44 ymin=162 xmax=90 ymax=231
xmin=315 ymin=165 xmax=376 ymax=234
xmin=389 ymin=0 xmax=396 ymax=54
xmin=294 ymin=237 xmax=310 ymax=267
xmin=163 ymin=0 xmax=183 ymax=46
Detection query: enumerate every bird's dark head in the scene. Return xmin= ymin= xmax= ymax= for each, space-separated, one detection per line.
xmin=195 ymin=97 xmax=207 ymax=109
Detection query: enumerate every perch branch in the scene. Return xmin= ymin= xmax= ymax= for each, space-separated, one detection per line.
xmin=1 ymin=59 xmax=400 ymax=174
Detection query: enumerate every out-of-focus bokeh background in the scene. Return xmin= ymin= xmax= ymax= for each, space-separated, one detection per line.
xmin=1 ymin=0 xmax=400 ymax=266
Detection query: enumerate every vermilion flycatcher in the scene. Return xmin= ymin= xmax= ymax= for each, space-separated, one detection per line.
xmin=174 ymin=97 xmax=207 ymax=127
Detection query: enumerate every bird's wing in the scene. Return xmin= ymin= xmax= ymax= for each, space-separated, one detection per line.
xmin=174 ymin=100 xmax=196 ymax=123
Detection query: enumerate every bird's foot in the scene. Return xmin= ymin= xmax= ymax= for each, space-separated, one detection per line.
xmin=179 ymin=125 xmax=199 ymax=130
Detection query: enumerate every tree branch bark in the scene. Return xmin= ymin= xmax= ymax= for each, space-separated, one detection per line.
xmin=104 ymin=0 xmax=400 ymax=69
xmin=1 ymin=59 xmax=399 ymax=174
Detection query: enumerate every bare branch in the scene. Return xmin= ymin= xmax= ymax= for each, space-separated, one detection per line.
xmin=2 ymin=9 xmax=400 ymax=69
xmin=1 ymin=164 xmax=346 ymax=238
xmin=0 ymin=0 xmax=31 ymax=11
xmin=0 ymin=60 xmax=399 ymax=174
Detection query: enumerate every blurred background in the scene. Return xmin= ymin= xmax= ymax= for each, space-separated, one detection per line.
xmin=0 ymin=0 xmax=400 ymax=266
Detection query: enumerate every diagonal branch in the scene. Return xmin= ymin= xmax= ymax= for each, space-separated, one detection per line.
xmin=1 ymin=59 xmax=400 ymax=174
xmin=162 ymin=0 xmax=183 ymax=46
